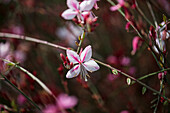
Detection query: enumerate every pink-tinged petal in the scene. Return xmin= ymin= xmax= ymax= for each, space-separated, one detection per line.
xmin=66 ymin=65 xmax=80 ymax=78
xmin=83 ymin=60 xmax=100 ymax=72
xmin=57 ymin=93 xmax=78 ymax=109
xmin=80 ymin=45 xmax=92 ymax=62
xmin=131 ymin=36 xmax=141 ymax=55
xmin=80 ymin=0 xmax=95 ymax=11
xmin=61 ymin=9 xmax=77 ymax=20
xmin=118 ymin=0 xmax=125 ymax=5
xmin=67 ymin=49 xmax=80 ymax=64
xmin=110 ymin=4 xmax=121 ymax=11
xmin=43 ymin=104 xmax=58 ymax=113
xmin=67 ymin=0 xmax=79 ymax=10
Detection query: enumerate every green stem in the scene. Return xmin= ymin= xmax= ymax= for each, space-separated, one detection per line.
xmin=0 ymin=32 xmax=169 ymax=102
xmin=137 ymin=68 xmax=170 ymax=81
xmin=135 ymin=0 xmax=155 ymax=28
xmin=0 ymin=58 xmax=57 ymax=99
xmin=0 ymin=73 xmax=41 ymax=111
xmin=94 ymin=59 xmax=169 ymax=101
xmin=0 ymin=32 xmax=67 ymax=50
xmin=77 ymin=30 xmax=85 ymax=53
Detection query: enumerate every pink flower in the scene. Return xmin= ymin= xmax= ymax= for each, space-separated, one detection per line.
xmin=57 ymin=93 xmax=78 ymax=109
xmin=120 ymin=110 xmax=129 ymax=113
xmin=43 ymin=94 xmax=78 ymax=113
xmin=0 ymin=42 xmax=10 ymax=58
xmin=17 ymin=94 xmax=26 ymax=105
xmin=61 ymin=0 xmax=96 ymax=22
xmin=110 ymin=0 xmax=125 ymax=11
xmin=66 ymin=45 xmax=100 ymax=81
xmin=131 ymin=36 xmax=142 ymax=55
xmin=120 ymin=56 xmax=130 ymax=66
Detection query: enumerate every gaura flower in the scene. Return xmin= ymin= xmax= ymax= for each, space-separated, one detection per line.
xmin=61 ymin=0 xmax=96 ymax=22
xmin=110 ymin=0 xmax=125 ymax=11
xmin=66 ymin=45 xmax=100 ymax=81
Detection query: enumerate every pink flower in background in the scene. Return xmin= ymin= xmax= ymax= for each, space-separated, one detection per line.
xmin=120 ymin=110 xmax=129 ymax=113
xmin=120 ymin=56 xmax=130 ymax=66
xmin=106 ymin=55 xmax=118 ymax=65
xmin=56 ymin=22 xmax=82 ymax=47
xmin=107 ymin=73 xmax=119 ymax=81
xmin=17 ymin=94 xmax=26 ymax=105
xmin=0 ymin=42 xmax=10 ymax=58
xmin=57 ymin=93 xmax=78 ymax=109
xmin=66 ymin=45 xmax=100 ymax=81
xmin=61 ymin=0 xmax=96 ymax=23
xmin=110 ymin=0 xmax=125 ymax=11
xmin=43 ymin=94 xmax=78 ymax=113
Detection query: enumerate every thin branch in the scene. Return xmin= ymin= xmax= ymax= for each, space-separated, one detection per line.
xmin=0 ymin=32 xmax=67 ymax=50
xmin=0 ymin=32 xmax=169 ymax=101
xmin=0 ymin=73 xmax=41 ymax=111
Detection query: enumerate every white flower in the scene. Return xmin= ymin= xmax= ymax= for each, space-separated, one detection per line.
xmin=61 ymin=0 xmax=96 ymax=22
xmin=66 ymin=45 xmax=100 ymax=81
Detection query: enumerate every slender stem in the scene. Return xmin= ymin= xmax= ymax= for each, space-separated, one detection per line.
xmin=135 ymin=0 xmax=155 ymax=28
xmin=137 ymin=68 xmax=170 ymax=81
xmin=77 ymin=30 xmax=85 ymax=53
xmin=146 ymin=1 xmax=158 ymax=28
xmin=0 ymin=73 xmax=41 ymax=111
xmin=107 ymin=0 xmax=143 ymax=38
xmin=0 ymin=32 xmax=169 ymax=101
xmin=0 ymin=58 xmax=57 ymax=99
xmin=0 ymin=32 xmax=67 ymax=50
xmin=94 ymin=59 xmax=169 ymax=101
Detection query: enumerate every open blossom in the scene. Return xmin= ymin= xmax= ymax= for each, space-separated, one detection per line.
xmin=61 ymin=0 xmax=96 ymax=23
xmin=110 ymin=0 xmax=125 ymax=11
xmin=43 ymin=93 xmax=78 ymax=113
xmin=66 ymin=45 xmax=100 ymax=81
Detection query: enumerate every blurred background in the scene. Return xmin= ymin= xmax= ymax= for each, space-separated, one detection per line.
xmin=0 ymin=0 xmax=170 ymax=112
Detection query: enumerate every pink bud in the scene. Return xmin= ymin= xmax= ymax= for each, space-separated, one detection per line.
xmin=70 ymin=62 xmax=73 ymax=69
xmin=131 ymin=36 xmax=142 ymax=55
xmin=60 ymin=53 xmax=66 ymax=62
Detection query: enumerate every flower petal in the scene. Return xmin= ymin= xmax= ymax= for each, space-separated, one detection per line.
xmin=66 ymin=65 xmax=80 ymax=78
xmin=110 ymin=4 xmax=121 ymax=11
xmin=57 ymin=94 xmax=78 ymax=109
xmin=61 ymin=9 xmax=77 ymax=20
xmin=67 ymin=0 xmax=79 ymax=10
xmin=83 ymin=60 xmax=100 ymax=72
xmin=80 ymin=45 xmax=92 ymax=62
xmin=80 ymin=0 xmax=95 ymax=11
xmin=67 ymin=49 xmax=80 ymax=64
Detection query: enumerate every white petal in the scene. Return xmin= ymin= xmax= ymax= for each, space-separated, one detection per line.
xmin=67 ymin=0 xmax=79 ymax=10
xmin=80 ymin=45 xmax=92 ymax=62
xmin=61 ymin=9 xmax=77 ymax=20
xmin=83 ymin=60 xmax=100 ymax=72
xmin=67 ymin=49 xmax=80 ymax=64
xmin=66 ymin=65 xmax=80 ymax=78
xmin=80 ymin=0 xmax=95 ymax=11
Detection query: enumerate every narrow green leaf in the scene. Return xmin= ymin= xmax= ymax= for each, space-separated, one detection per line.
xmin=126 ymin=78 xmax=131 ymax=85
xmin=163 ymin=100 xmax=168 ymax=106
xmin=142 ymin=87 xmax=147 ymax=95
xmin=163 ymin=14 xmax=167 ymax=22
xmin=151 ymin=104 xmax=157 ymax=108
xmin=151 ymin=98 xmax=158 ymax=104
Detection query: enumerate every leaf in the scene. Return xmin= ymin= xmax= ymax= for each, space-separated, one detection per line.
xmin=150 ymin=104 xmax=156 ymax=108
xmin=11 ymin=100 xmax=17 ymax=111
xmin=112 ymin=69 xmax=118 ymax=75
xmin=163 ymin=14 xmax=167 ymax=22
xmin=150 ymin=98 xmax=157 ymax=104
xmin=163 ymin=100 xmax=168 ymax=106
xmin=142 ymin=87 xmax=147 ymax=95
xmin=126 ymin=78 xmax=131 ymax=85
